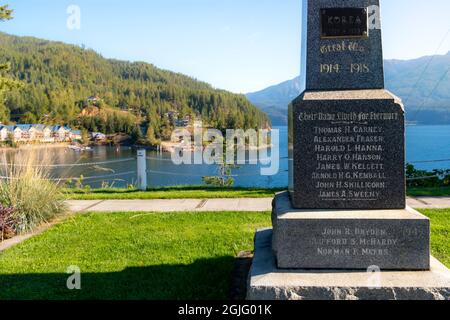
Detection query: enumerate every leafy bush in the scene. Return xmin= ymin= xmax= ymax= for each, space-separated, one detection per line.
xmin=0 ymin=151 xmax=67 ymax=234
xmin=406 ymin=164 xmax=450 ymax=188
xmin=203 ymin=163 xmax=235 ymax=187
xmin=0 ymin=204 xmax=16 ymax=240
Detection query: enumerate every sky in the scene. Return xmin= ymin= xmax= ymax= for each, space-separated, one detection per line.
xmin=1 ymin=0 xmax=450 ymax=93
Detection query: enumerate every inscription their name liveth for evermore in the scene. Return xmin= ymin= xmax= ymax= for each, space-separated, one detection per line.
xmin=299 ymin=112 xmax=400 ymax=122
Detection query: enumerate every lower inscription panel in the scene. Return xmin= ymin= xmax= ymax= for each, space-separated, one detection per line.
xmin=272 ymin=192 xmax=430 ymax=270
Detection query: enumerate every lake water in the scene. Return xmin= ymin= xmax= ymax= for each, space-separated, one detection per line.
xmin=2 ymin=125 xmax=449 ymax=188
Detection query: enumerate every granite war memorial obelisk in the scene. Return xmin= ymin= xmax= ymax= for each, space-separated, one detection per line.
xmin=247 ymin=0 xmax=450 ymax=300
xmin=290 ymin=0 xmax=404 ymax=210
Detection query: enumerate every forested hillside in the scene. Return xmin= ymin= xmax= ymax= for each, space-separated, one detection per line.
xmin=0 ymin=32 xmax=269 ymax=140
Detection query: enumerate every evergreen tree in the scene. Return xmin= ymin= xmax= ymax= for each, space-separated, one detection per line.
xmin=145 ymin=126 xmax=159 ymax=146
xmin=0 ymin=5 xmax=21 ymax=123
xmin=0 ymin=4 xmax=12 ymax=20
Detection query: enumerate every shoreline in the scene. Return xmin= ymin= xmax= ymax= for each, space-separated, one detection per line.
xmin=0 ymin=142 xmax=69 ymax=152
xmin=159 ymin=141 xmax=274 ymax=153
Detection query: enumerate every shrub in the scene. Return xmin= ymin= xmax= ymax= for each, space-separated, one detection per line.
xmin=0 ymin=151 xmax=67 ymax=234
xmin=0 ymin=204 xmax=16 ymax=240
xmin=203 ymin=163 xmax=235 ymax=187
xmin=406 ymin=164 xmax=450 ymax=188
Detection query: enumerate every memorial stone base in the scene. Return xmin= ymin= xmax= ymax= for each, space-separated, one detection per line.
xmin=247 ymin=228 xmax=450 ymax=300
xmin=272 ymin=192 xmax=430 ymax=270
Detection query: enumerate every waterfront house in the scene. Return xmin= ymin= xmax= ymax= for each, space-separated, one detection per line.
xmin=12 ymin=126 xmax=23 ymax=141
xmin=0 ymin=124 xmax=85 ymax=144
xmin=28 ymin=126 xmax=38 ymax=141
xmin=31 ymin=124 xmax=46 ymax=141
xmin=64 ymin=125 xmax=74 ymax=141
xmin=71 ymin=130 xmax=82 ymax=141
xmin=42 ymin=126 xmax=53 ymax=142
xmin=1 ymin=126 xmax=11 ymax=141
xmin=91 ymin=132 xmax=106 ymax=142
xmin=42 ymin=126 xmax=56 ymax=142
xmin=14 ymin=125 xmax=31 ymax=141
xmin=87 ymin=95 xmax=101 ymax=106
xmin=175 ymin=119 xmax=190 ymax=127
xmin=14 ymin=124 xmax=44 ymax=142
xmin=0 ymin=126 xmax=10 ymax=141
xmin=51 ymin=125 xmax=70 ymax=142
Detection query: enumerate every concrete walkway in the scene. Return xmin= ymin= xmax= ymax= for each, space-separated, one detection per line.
xmin=0 ymin=223 xmax=55 ymax=252
xmin=407 ymin=197 xmax=450 ymax=209
xmin=66 ymin=197 xmax=450 ymax=213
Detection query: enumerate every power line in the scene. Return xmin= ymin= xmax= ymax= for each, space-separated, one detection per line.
xmin=406 ymin=175 xmax=440 ymax=181
xmin=147 ymin=169 xmax=288 ymax=178
xmin=0 ymin=171 xmax=136 ymax=182
xmin=146 ymin=156 xmax=174 ymax=162
xmin=71 ymin=171 xmax=136 ymax=181
xmin=410 ymin=158 xmax=450 ymax=164
xmin=410 ymin=65 xmax=450 ymax=122
xmin=402 ymin=26 xmax=450 ymax=107
xmin=146 ymin=156 xmax=290 ymax=163
xmin=147 ymin=169 xmax=207 ymax=177
xmin=0 ymin=158 xmax=135 ymax=168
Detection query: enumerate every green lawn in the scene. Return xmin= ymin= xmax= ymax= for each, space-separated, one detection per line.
xmin=407 ymin=186 xmax=450 ymax=197
xmin=421 ymin=209 xmax=450 ymax=267
xmin=0 ymin=209 xmax=449 ymax=300
xmin=0 ymin=211 xmax=271 ymax=300
xmin=64 ymin=186 xmax=282 ymax=200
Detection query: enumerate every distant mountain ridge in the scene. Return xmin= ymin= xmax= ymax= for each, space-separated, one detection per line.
xmin=246 ymin=77 xmax=302 ymax=126
xmin=247 ymin=52 xmax=450 ymax=125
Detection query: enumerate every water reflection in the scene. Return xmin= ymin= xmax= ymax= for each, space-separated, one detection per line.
xmin=0 ymin=127 xmax=289 ymax=188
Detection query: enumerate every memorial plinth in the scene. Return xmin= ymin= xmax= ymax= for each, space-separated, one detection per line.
xmin=248 ymin=229 xmax=450 ymax=300
xmin=272 ymin=192 xmax=429 ymax=270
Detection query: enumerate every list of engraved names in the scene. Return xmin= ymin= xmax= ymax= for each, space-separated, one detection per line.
xmin=299 ymin=111 xmax=400 ymax=202
xmin=313 ymin=227 xmax=398 ymax=257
